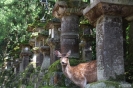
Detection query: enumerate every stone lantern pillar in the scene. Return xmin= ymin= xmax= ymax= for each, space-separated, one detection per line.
xmin=79 ymin=24 xmax=94 ymax=61
xmin=46 ymin=19 xmax=61 ymax=64
xmin=83 ymin=0 xmax=133 ymax=82
xmin=20 ymin=44 xmax=31 ymax=72
xmin=53 ymin=0 xmax=87 ymax=58
xmin=30 ymin=27 xmax=49 ymax=69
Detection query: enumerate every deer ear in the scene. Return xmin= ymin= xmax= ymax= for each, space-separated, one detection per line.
xmin=54 ymin=50 xmax=62 ymax=57
xmin=66 ymin=50 xmax=71 ymax=57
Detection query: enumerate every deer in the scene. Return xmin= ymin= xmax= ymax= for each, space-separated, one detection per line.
xmin=54 ymin=50 xmax=97 ymax=88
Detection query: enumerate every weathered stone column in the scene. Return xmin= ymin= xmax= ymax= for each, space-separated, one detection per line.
xmin=96 ymin=15 xmax=124 ymax=80
xmin=53 ymin=0 xmax=87 ymax=58
xmin=83 ymin=0 xmax=133 ymax=81
xmin=61 ymin=15 xmax=79 ymax=58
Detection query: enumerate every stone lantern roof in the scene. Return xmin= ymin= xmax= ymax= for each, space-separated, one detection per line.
xmin=52 ymin=0 xmax=88 ymax=18
xmin=45 ymin=18 xmax=61 ymax=29
xmin=83 ymin=0 xmax=133 ymax=26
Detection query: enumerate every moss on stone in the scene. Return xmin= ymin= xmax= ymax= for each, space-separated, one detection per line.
xmin=88 ymin=81 xmax=122 ymax=88
xmin=48 ymin=60 xmax=61 ymax=73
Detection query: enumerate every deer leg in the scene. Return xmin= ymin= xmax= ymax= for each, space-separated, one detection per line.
xmin=79 ymin=78 xmax=87 ymax=88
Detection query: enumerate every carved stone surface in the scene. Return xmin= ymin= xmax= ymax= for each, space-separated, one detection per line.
xmin=96 ymin=15 xmax=124 ymax=80
xmin=83 ymin=2 xmax=133 ymax=26
xmin=60 ymin=15 xmax=79 ymax=58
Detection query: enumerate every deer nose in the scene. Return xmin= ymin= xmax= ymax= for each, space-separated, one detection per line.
xmin=62 ymin=62 xmax=65 ymax=64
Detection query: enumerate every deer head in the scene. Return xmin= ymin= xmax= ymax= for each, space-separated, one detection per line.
xmin=54 ymin=50 xmax=71 ymax=66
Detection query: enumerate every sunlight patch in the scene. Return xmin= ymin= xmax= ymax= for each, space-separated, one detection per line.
xmin=4 ymin=0 xmax=14 ymax=4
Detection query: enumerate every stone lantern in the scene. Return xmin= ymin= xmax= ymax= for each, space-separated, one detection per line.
xmin=83 ymin=0 xmax=133 ymax=87
xmin=46 ymin=18 xmax=61 ymax=64
xmin=53 ymin=0 xmax=88 ymax=58
xmin=38 ymin=30 xmax=51 ymax=71
xmin=35 ymin=35 xmax=46 ymax=67
xmin=20 ymin=44 xmax=31 ymax=72
xmin=28 ymin=27 xmax=43 ymax=68
xmin=79 ymin=24 xmax=94 ymax=61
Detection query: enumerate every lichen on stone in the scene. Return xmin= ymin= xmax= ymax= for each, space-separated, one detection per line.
xmin=87 ymin=81 xmax=122 ymax=88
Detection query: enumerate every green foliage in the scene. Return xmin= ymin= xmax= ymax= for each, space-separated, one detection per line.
xmin=0 ymin=0 xmax=42 ymax=59
xmin=125 ymin=24 xmax=133 ymax=83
